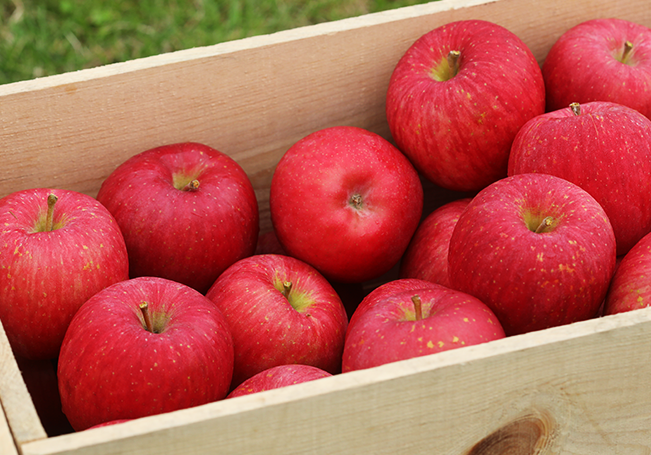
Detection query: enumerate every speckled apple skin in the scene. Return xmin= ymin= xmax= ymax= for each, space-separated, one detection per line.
xmin=342 ymin=278 xmax=505 ymax=372
xmin=206 ymin=254 xmax=348 ymax=388
xmin=0 ymin=188 xmax=129 ymax=360
xmin=448 ymin=173 xmax=617 ymax=336
xmin=96 ymin=142 xmax=259 ymax=294
xmin=386 ymin=19 xmax=545 ymax=192
xmin=604 ymin=231 xmax=651 ymax=315
xmin=542 ymin=18 xmax=651 ymax=119
xmin=508 ymin=101 xmax=651 ymax=256
xmin=58 ymin=277 xmax=234 ymax=431
xmin=269 ymin=126 xmax=423 ymax=284
xmin=227 ymin=364 xmax=331 ymax=398
xmin=399 ymin=198 xmax=471 ymax=287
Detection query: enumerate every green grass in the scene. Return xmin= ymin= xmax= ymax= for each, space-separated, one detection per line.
xmin=0 ymin=0 xmax=435 ymax=86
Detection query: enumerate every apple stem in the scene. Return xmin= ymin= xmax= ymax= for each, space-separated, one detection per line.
xmin=282 ymin=281 xmax=293 ymax=298
xmin=621 ymin=40 xmax=633 ymax=64
xmin=570 ymin=102 xmax=581 ymax=116
xmin=350 ymin=194 xmax=363 ymax=210
xmin=139 ymin=301 xmax=154 ymax=333
xmin=411 ymin=295 xmax=423 ymax=321
xmin=534 ymin=216 xmax=555 ymax=234
xmin=45 ymin=194 xmax=58 ymax=232
xmin=447 ymin=50 xmax=461 ymax=78
xmin=183 ymin=180 xmax=200 ymax=191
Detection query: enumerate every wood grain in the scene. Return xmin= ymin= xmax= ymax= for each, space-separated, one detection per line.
xmin=1 ymin=0 xmax=651 ymax=453
xmin=18 ymin=307 xmax=651 ymax=455
xmin=0 ymin=322 xmax=48 ymax=446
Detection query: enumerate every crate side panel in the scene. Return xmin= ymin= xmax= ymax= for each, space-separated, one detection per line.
xmin=18 ymin=308 xmax=651 ymax=455
xmin=0 ymin=322 xmax=48 ymax=446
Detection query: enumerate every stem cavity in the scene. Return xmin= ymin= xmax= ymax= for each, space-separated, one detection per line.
xmin=570 ymin=102 xmax=581 ymax=116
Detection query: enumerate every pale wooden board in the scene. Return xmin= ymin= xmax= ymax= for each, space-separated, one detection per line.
xmin=2 ymin=0 xmax=651 ymax=454
xmin=15 ymin=307 xmax=651 ymax=455
xmin=0 ymin=321 xmax=48 ymax=446
xmin=0 ymin=403 xmax=20 ymax=455
xmin=0 ymin=0 xmax=650 ymax=233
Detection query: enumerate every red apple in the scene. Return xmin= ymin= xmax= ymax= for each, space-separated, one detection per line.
xmin=604 ymin=231 xmax=651 ymax=315
xmin=57 ymin=276 xmax=234 ymax=431
xmin=206 ymin=254 xmax=348 ymax=388
xmin=386 ymin=19 xmax=545 ymax=192
xmin=508 ymin=101 xmax=651 ymax=256
xmin=542 ymin=18 xmax=651 ymax=118
xmin=96 ymin=142 xmax=259 ymax=294
xmin=0 ymin=188 xmax=129 ymax=360
xmin=399 ymin=198 xmax=471 ymax=287
xmin=227 ymin=364 xmax=332 ymax=398
xmin=269 ymin=126 xmax=423 ymax=283
xmin=342 ymin=278 xmax=505 ymax=373
xmin=448 ymin=173 xmax=617 ymax=336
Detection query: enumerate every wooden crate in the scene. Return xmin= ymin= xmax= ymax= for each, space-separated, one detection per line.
xmin=1 ymin=0 xmax=651 ymax=453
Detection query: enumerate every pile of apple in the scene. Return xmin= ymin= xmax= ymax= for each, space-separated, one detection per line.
xmin=2 ymin=17 xmax=651 ymax=433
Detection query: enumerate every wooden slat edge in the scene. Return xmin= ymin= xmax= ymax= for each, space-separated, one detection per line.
xmin=0 ymin=401 xmax=20 ymax=455
xmin=0 ymin=321 xmax=48 ymax=447
xmin=0 ymin=0 xmax=493 ymax=97
xmin=19 ymin=307 xmax=651 ymax=455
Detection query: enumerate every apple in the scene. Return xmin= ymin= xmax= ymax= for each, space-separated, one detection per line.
xmin=399 ymin=198 xmax=471 ymax=287
xmin=448 ymin=173 xmax=617 ymax=336
xmin=386 ymin=19 xmax=545 ymax=192
xmin=0 ymin=188 xmax=129 ymax=360
xmin=342 ymin=278 xmax=505 ymax=373
xmin=542 ymin=18 xmax=651 ymax=118
xmin=604 ymin=231 xmax=651 ymax=315
xmin=227 ymin=364 xmax=332 ymax=398
xmin=57 ymin=276 xmax=234 ymax=431
xmin=96 ymin=142 xmax=259 ymax=294
xmin=269 ymin=126 xmax=423 ymax=283
xmin=508 ymin=101 xmax=651 ymax=256
xmin=206 ymin=254 xmax=348 ymax=388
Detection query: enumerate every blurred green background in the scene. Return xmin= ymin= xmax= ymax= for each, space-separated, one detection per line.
xmin=0 ymin=0 xmax=436 ymax=85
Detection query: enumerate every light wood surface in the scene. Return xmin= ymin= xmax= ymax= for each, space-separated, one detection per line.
xmin=0 ymin=321 xmax=48 ymax=446
xmin=17 ymin=307 xmax=651 ymax=455
xmin=1 ymin=0 xmax=651 ymax=453
xmin=0 ymin=403 xmax=19 ymax=455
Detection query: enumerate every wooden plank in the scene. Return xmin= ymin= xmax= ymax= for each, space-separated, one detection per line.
xmin=17 ymin=307 xmax=651 ymax=455
xmin=0 ymin=322 xmax=48 ymax=446
xmin=0 ymin=403 xmax=20 ymax=455
xmin=1 ymin=0 xmax=650 ymax=233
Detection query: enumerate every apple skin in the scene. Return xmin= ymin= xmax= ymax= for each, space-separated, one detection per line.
xmin=57 ymin=276 xmax=234 ymax=431
xmin=269 ymin=126 xmax=423 ymax=284
xmin=0 ymin=188 xmax=129 ymax=360
xmin=508 ymin=101 xmax=651 ymax=256
xmin=206 ymin=254 xmax=348 ymax=388
xmin=542 ymin=18 xmax=651 ymax=118
xmin=386 ymin=19 xmax=545 ymax=192
xmin=448 ymin=173 xmax=617 ymax=336
xmin=96 ymin=142 xmax=259 ymax=294
xmin=399 ymin=198 xmax=471 ymax=287
xmin=227 ymin=364 xmax=332 ymax=398
xmin=342 ymin=278 xmax=505 ymax=373
xmin=604 ymin=231 xmax=651 ymax=315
